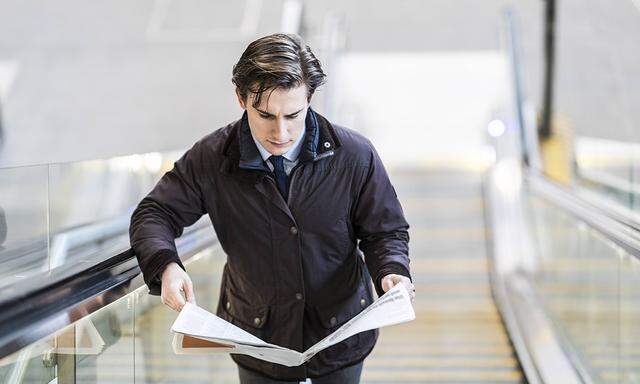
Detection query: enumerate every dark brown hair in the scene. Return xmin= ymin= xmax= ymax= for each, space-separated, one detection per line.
xmin=232 ymin=33 xmax=326 ymax=108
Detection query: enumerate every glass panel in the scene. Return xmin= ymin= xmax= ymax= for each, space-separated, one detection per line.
xmin=47 ymin=153 xmax=177 ymax=272
xmin=0 ymin=165 xmax=49 ymax=296
xmin=634 ymin=157 xmax=640 ymax=212
xmin=0 ymin=293 xmax=134 ymax=383
xmin=542 ymin=0 xmax=640 ymax=212
xmin=528 ymin=194 xmax=621 ymax=383
xmin=0 ymin=151 xmax=181 ymax=301
xmin=0 ymin=335 xmax=56 ymax=383
xmin=75 ymin=296 xmax=134 ymax=383
xmin=134 ymin=246 xmax=237 ymax=383
xmin=574 ymin=137 xmax=640 ymax=211
xmin=620 ymin=253 xmax=640 ymax=384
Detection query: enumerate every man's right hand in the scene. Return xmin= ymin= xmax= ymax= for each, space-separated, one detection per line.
xmin=160 ymin=262 xmax=196 ymax=311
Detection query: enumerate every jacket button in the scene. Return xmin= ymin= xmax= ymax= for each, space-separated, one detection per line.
xmin=254 ymin=317 xmax=261 ymax=326
xmin=226 ymin=302 xmax=231 ymax=310
xmin=295 ymin=293 xmax=303 ymax=300
xmin=290 ymin=226 xmax=298 ymax=235
xmin=330 ymin=317 xmax=337 ymax=326
xmin=360 ymin=298 xmax=366 ymax=307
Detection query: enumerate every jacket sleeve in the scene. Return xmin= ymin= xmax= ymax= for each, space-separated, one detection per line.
xmin=129 ymin=143 xmax=207 ymax=295
xmin=352 ymin=142 xmax=411 ymax=297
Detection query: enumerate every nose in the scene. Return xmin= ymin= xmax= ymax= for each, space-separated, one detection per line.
xmin=272 ymin=118 xmax=289 ymax=142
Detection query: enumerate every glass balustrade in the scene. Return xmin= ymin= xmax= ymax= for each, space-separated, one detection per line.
xmin=526 ymin=187 xmax=640 ymax=383
xmin=0 ymin=244 xmax=231 ymax=384
xmin=0 ymin=151 xmax=183 ymax=299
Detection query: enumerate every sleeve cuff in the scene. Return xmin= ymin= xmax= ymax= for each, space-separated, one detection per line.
xmin=144 ymin=249 xmax=185 ymax=296
xmin=374 ymin=263 xmax=412 ymax=297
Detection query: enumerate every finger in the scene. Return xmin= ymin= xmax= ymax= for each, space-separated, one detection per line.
xmin=174 ymin=290 xmax=187 ymax=311
xmin=166 ymin=285 xmax=186 ymax=311
xmin=163 ymin=292 xmax=178 ymax=311
xmin=184 ymin=280 xmax=196 ymax=305
xmin=162 ymin=296 xmax=178 ymax=312
xmin=161 ymin=284 xmax=175 ymax=310
xmin=381 ymin=277 xmax=395 ymax=292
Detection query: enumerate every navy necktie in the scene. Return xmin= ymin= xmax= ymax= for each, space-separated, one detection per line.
xmin=269 ymin=155 xmax=288 ymax=201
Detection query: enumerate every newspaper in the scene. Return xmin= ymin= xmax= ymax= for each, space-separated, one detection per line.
xmin=170 ymin=283 xmax=415 ymax=367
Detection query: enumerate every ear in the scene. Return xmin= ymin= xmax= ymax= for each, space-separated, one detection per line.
xmin=235 ymin=88 xmax=246 ymax=110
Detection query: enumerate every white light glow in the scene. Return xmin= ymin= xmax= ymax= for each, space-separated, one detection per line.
xmin=143 ymin=153 xmax=163 ymax=174
xmin=487 ymin=119 xmax=506 ymax=137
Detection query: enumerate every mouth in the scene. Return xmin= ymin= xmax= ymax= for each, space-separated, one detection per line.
xmin=268 ymin=140 xmax=292 ymax=148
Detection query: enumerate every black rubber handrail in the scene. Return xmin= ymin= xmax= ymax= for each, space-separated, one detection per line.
xmin=0 ymin=222 xmax=216 ymax=360
xmin=0 ymin=248 xmax=139 ymax=358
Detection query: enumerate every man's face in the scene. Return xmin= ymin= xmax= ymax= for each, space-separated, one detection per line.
xmin=236 ymin=84 xmax=309 ymax=156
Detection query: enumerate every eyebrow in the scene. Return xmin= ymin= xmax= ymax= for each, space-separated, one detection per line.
xmin=255 ymin=108 xmax=304 ymax=117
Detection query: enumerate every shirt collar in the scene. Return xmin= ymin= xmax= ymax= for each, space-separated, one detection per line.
xmin=236 ymin=107 xmax=334 ymax=171
xmin=251 ymin=124 xmax=306 ymax=163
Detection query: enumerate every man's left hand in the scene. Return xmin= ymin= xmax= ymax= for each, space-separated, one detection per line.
xmin=381 ymin=274 xmax=415 ymax=301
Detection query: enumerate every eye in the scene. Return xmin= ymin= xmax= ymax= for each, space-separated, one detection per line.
xmin=286 ymin=113 xmax=300 ymax=120
xmin=259 ymin=113 xmax=274 ymax=120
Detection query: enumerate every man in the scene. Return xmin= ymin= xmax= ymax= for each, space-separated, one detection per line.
xmin=130 ymin=33 xmax=413 ymax=384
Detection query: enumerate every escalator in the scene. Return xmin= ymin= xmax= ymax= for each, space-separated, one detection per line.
xmin=3 ymin=0 xmax=640 ymax=381
xmin=0 ymin=166 xmax=528 ymax=384
xmin=366 ymin=169 xmax=525 ymax=383
xmin=4 ymin=146 xmax=639 ymax=384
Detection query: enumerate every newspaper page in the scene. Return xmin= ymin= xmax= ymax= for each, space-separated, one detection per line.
xmin=172 ymin=302 xmax=268 ymax=346
xmin=302 ymin=283 xmax=415 ymax=361
xmin=171 ymin=283 xmax=415 ymax=366
xmin=171 ymin=301 xmax=305 ymax=366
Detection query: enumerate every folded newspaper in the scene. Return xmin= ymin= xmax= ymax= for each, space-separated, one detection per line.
xmin=170 ymin=283 xmax=415 ymax=366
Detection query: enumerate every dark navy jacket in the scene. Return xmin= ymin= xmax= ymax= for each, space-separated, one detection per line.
xmin=129 ymin=109 xmax=411 ymax=380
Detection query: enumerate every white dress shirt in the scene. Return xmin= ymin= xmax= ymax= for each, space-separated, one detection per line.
xmin=251 ymin=130 xmax=305 ymax=176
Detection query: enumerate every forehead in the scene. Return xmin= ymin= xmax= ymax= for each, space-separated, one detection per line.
xmin=252 ymin=84 xmax=308 ymax=112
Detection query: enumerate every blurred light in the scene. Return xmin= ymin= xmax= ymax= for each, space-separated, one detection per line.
xmin=81 ymin=159 xmax=108 ymax=172
xmin=487 ymin=119 xmax=506 ymax=137
xmin=493 ymin=158 xmax=521 ymax=198
xmin=0 ymin=60 xmax=19 ymax=99
xmin=143 ymin=153 xmax=163 ymax=174
xmin=108 ymin=154 xmax=143 ymax=173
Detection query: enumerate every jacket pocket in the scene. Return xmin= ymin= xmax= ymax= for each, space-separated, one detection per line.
xmin=314 ymin=281 xmax=370 ymax=330
xmin=222 ymin=287 xmax=270 ymax=331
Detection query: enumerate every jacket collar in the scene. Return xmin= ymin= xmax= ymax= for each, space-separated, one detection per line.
xmin=251 ymin=125 xmax=305 ymax=163
xmin=228 ymin=107 xmax=340 ymax=172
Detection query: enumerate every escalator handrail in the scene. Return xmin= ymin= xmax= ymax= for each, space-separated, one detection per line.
xmin=528 ymin=173 xmax=640 ymax=258
xmin=0 ymin=222 xmax=216 ymax=360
